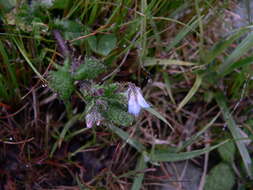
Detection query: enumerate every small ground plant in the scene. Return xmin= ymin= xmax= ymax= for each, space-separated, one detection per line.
xmin=0 ymin=0 xmax=253 ymax=189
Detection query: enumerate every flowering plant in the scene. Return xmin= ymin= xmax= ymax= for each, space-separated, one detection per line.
xmin=49 ymin=52 xmax=150 ymax=128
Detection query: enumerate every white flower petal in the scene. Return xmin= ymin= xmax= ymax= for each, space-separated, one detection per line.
xmin=136 ymin=88 xmax=150 ymax=108
xmin=128 ymin=102 xmax=141 ymax=116
xmin=128 ymin=91 xmax=141 ymax=116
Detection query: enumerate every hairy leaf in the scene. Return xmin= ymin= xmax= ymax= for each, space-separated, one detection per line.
xmin=73 ymin=57 xmax=106 ymax=80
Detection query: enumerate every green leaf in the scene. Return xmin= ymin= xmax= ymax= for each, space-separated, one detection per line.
xmin=218 ymin=140 xmax=236 ymax=163
xmin=73 ymin=57 xmax=106 ymax=80
xmin=149 ymin=140 xmax=228 ymax=162
xmin=104 ymin=105 xmax=134 ymax=127
xmin=49 ymin=64 xmax=74 ymax=101
xmin=103 ymin=83 xmax=119 ymax=97
xmin=215 ymin=93 xmax=252 ymax=178
xmin=87 ymin=35 xmax=97 ymax=52
xmin=204 ymin=163 xmax=235 ymax=190
xmin=97 ymin=34 xmax=117 ymax=56
xmin=131 ymin=154 xmax=147 ymax=190
xmin=87 ymin=34 xmax=117 ymax=56
xmin=51 ymin=19 xmax=86 ymax=45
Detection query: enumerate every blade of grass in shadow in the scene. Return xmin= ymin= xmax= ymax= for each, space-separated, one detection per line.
xmin=139 ymin=0 xmax=147 ymax=63
xmin=218 ymin=31 xmax=253 ymax=74
xmin=215 ymin=93 xmax=252 ymax=178
xmin=65 ymin=128 xmax=89 ymax=141
xmin=176 ymin=112 xmax=220 ymax=152
xmin=105 ymin=1 xmax=122 ymax=25
xmin=131 ymin=154 xmax=147 ymax=190
xmin=13 ymin=37 xmax=45 ymax=82
xmin=0 ymin=41 xmax=19 ymax=91
xmin=205 ymin=28 xmax=249 ymax=64
xmin=169 ymin=1 xmax=190 ymax=18
xmin=149 ymin=140 xmax=228 ymax=162
xmin=145 ymin=107 xmax=174 ymax=131
xmin=163 ymin=73 xmax=176 ymax=104
xmin=152 ymin=16 xmax=198 ymax=31
xmin=166 ymin=16 xmax=200 ymax=52
xmin=50 ymin=113 xmax=84 ymax=157
xmin=108 ymin=124 xmax=146 ymax=153
xmin=146 ymin=8 xmax=162 ymax=53
xmin=0 ymin=75 xmax=10 ymax=101
xmin=222 ymin=55 xmax=253 ymax=76
xmin=57 ymin=113 xmax=84 ymax=147
xmin=68 ymin=141 xmax=93 ymax=158
xmin=65 ymin=0 xmax=83 ymax=19
xmin=176 ymin=74 xmax=202 ymax=112
xmin=195 ymin=0 xmax=204 ymax=60
xmin=88 ymin=1 xmax=99 ymax=25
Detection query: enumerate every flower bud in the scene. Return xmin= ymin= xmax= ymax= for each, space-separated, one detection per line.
xmin=85 ymin=110 xmax=103 ymax=128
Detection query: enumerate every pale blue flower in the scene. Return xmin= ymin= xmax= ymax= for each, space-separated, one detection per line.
xmin=127 ymin=84 xmax=150 ymax=116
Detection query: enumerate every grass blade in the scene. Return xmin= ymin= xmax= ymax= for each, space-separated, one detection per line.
xmin=131 ymin=154 xmax=147 ymax=190
xmin=150 ymin=140 xmax=228 ymax=162
xmin=176 ymin=112 xmax=220 ymax=152
xmin=108 ymin=124 xmax=146 ymax=153
xmin=205 ymin=28 xmax=249 ymax=64
xmin=13 ymin=37 xmax=45 ymax=82
xmin=0 ymin=41 xmax=19 ymax=90
xmin=215 ymin=93 xmax=252 ymax=178
xmin=166 ymin=16 xmax=200 ymax=52
xmin=218 ymin=31 xmax=253 ymax=74
xmin=145 ymin=107 xmax=174 ymax=131
xmin=50 ymin=113 xmax=84 ymax=157
xmin=57 ymin=114 xmax=82 ymax=147
xmin=222 ymin=55 xmax=253 ymax=76
xmin=144 ymin=57 xmax=195 ymax=67
xmin=163 ymin=73 xmax=176 ymax=104
xmin=176 ymin=74 xmax=202 ymax=112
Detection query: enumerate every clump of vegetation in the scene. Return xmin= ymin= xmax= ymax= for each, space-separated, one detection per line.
xmin=0 ymin=0 xmax=253 ymax=189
